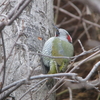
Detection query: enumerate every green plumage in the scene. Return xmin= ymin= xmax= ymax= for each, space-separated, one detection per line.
xmin=42 ymin=28 xmax=74 ymax=74
xmin=48 ymin=38 xmax=73 ymax=74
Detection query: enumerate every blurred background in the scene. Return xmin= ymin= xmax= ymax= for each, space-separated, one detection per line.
xmin=53 ymin=0 xmax=100 ymax=100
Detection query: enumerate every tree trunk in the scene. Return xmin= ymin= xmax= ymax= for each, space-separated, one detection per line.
xmin=0 ymin=0 xmax=55 ymax=100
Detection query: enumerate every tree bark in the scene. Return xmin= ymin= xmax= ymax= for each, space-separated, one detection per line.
xmin=0 ymin=0 xmax=55 ymax=100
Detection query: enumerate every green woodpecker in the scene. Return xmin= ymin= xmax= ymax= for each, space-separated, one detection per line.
xmin=42 ymin=28 xmax=74 ymax=74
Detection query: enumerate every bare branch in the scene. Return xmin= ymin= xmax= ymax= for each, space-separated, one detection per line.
xmin=74 ymin=25 xmax=92 ymax=45
xmin=84 ymin=61 xmax=100 ymax=81
xmin=78 ymin=40 xmax=86 ymax=52
xmin=64 ymin=78 xmax=100 ymax=90
xmin=63 ymin=62 xmax=100 ymax=91
xmin=0 ymin=0 xmax=32 ymax=31
xmin=68 ymin=87 xmax=72 ymax=100
xmin=19 ymin=78 xmax=48 ymax=100
xmin=54 ymin=0 xmax=61 ymax=24
xmin=7 ymin=0 xmax=32 ymax=25
xmin=76 ymin=0 xmax=100 ymax=14
xmin=1 ymin=73 xmax=77 ymax=93
xmin=31 ymin=45 xmax=100 ymax=60
xmin=69 ymin=50 xmax=100 ymax=72
xmin=54 ymin=6 xmax=100 ymax=28
xmin=0 ymin=31 xmax=6 ymax=91
xmin=68 ymin=1 xmax=81 ymax=16
xmin=0 ymin=80 xmax=25 ymax=100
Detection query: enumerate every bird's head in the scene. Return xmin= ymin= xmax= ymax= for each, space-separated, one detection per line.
xmin=55 ymin=28 xmax=72 ymax=43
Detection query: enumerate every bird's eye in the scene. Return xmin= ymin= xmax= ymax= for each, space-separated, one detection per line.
xmin=56 ymin=30 xmax=60 ymax=37
xmin=67 ymin=35 xmax=72 ymax=43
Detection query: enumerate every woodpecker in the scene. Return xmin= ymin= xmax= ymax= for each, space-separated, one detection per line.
xmin=42 ymin=28 xmax=74 ymax=74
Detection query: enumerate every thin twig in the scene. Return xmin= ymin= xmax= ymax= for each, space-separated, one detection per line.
xmin=31 ymin=46 xmax=99 ymax=60
xmin=53 ymin=80 xmax=66 ymax=93
xmin=31 ymin=80 xmax=47 ymax=98
xmin=0 ymin=32 xmax=6 ymax=91
xmin=57 ymin=18 xmax=76 ymax=27
xmin=69 ymin=50 xmax=100 ymax=73
xmin=54 ymin=0 xmax=61 ymax=24
xmin=68 ymin=1 xmax=81 ymax=16
xmin=0 ymin=0 xmax=32 ymax=31
xmin=69 ymin=2 xmax=91 ymax=40
xmin=19 ymin=78 xmax=48 ymax=100
xmin=71 ymin=2 xmax=91 ymax=40
xmin=0 ymin=33 xmax=21 ymax=75
xmin=74 ymin=25 xmax=92 ymax=45
xmin=0 ymin=19 xmax=24 ymax=74
xmin=84 ymin=61 xmax=100 ymax=81
xmin=54 ymin=6 xmax=100 ymax=28
xmin=0 ymin=80 xmax=25 ymax=100
xmin=77 ymin=0 xmax=100 ymax=14
xmin=82 ymin=21 xmax=91 ymax=39
xmin=7 ymin=0 xmax=32 ymax=25
xmin=78 ymin=39 xmax=86 ymax=52
xmin=0 ymin=0 xmax=10 ymax=15
xmin=68 ymin=87 xmax=72 ymax=100
xmin=44 ymin=77 xmax=66 ymax=100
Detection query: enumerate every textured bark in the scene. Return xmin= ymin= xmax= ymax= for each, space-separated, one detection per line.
xmin=0 ymin=0 xmax=55 ymax=100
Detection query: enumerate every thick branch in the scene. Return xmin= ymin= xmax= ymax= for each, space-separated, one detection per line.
xmin=1 ymin=73 xmax=77 ymax=93
xmin=64 ymin=78 xmax=100 ymax=90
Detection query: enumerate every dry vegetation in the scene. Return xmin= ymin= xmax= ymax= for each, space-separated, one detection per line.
xmin=54 ymin=0 xmax=100 ymax=100
xmin=0 ymin=0 xmax=100 ymax=100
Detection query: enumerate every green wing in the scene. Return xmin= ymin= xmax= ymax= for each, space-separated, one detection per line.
xmin=50 ymin=38 xmax=73 ymax=72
